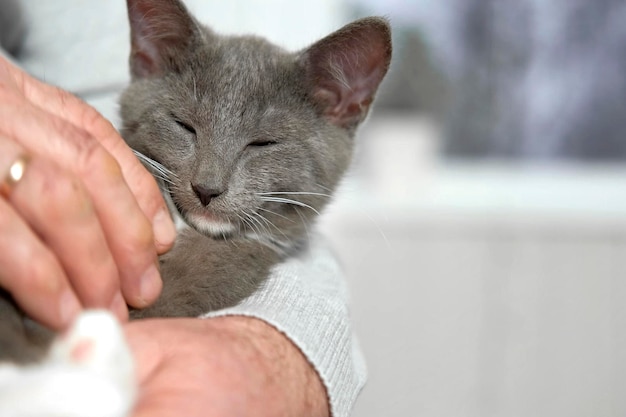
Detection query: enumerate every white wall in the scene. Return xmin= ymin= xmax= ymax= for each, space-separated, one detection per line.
xmin=319 ymin=115 xmax=626 ymax=417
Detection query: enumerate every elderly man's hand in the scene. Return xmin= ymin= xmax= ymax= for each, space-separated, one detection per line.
xmin=0 ymin=55 xmax=176 ymax=329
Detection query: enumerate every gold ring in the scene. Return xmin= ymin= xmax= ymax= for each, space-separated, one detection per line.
xmin=0 ymin=154 xmax=31 ymax=198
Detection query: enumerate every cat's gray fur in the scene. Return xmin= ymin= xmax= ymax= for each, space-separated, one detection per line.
xmin=0 ymin=0 xmax=26 ymax=56
xmin=0 ymin=0 xmax=391 ymax=361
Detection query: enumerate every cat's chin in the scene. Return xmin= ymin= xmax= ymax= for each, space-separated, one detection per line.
xmin=185 ymin=213 xmax=237 ymax=239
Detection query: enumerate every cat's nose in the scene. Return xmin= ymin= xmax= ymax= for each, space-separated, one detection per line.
xmin=191 ymin=183 xmax=223 ymax=206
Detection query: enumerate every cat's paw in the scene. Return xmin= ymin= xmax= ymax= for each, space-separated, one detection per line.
xmin=0 ymin=310 xmax=136 ymax=417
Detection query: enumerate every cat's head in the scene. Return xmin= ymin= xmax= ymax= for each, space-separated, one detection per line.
xmin=120 ymin=0 xmax=391 ymax=248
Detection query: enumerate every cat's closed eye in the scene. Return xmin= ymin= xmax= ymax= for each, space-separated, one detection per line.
xmin=247 ymin=139 xmax=278 ymax=148
xmin=173 ymin=117 xmax=197 ymax=135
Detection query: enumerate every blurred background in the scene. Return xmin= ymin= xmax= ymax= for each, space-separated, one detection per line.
xmin=4 ymin=0 xmax=626 ymax=416
xmin=322 ymin=1 xmax=626 ymax=416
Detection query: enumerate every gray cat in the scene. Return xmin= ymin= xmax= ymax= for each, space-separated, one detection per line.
xmin=0 ymin=0 xmax=391 ymax=362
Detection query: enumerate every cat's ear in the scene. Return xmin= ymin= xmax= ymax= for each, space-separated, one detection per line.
xmin=300 ymin=17 xmax=392 ymax=129
xmin=126 ymin=0 xmax=200 ymax=78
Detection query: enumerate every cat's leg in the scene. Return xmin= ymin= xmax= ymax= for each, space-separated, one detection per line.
xmin=0 ymin=311 xmax=136 ymax=417
xmin=132 ymin=229 xmax=281 ymax=319
xmin=0 ymin=293 xmax=53 ymax=363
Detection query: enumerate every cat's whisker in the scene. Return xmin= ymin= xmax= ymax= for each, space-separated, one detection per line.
xmin=250 ymin=210 xmax=270 ymax=230
xmin=225 ymin=220 xmax=241 ymax=249
xmin=244 ymin=233 xmax=289 ymax=256
xmin=242 ymin=210 xmax=265 ymax=238
xmin=134 ymin=165 xmax=174 ymax=184
xmin=153 ymin=173 xmax=176 ymax=185
xmin=257 ymin=207 xmax=295 ymax=223
xmin=257 ymin=196 xmax=320 ymax=216
xmin=233 ymin=214 xmax=244 ymax=236
xmin=358 ymin=208 xmax=392 ymax=251
xmin=253 ymin=210 xmax=289 ymax=241
xmin=236 ymin=212 xmax=255 ymax=235
xmin=132 ymin=150 xmax=179 ymax=185
xmin=252 ymin=212 xmax=275 ymax=239
xmin=243 ymin=209 xmax=293 ymax=253
xmin=192 ymin=74 xmax=199 ymax=102
xmin=244 ymin=213 xmax=263 ymax=237
xmin=293 ymin=206 xmax=312 ymax=243
xmin=257 ymin=191 xmax=331 ymax=199
xmin=315 ymin=183 xmax=333 ymax=193
xmin=240 ymin=211 xmax=291 ymax=255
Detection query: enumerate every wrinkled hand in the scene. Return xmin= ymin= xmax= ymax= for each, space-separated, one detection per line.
xmin=124 ymin=316 xmax=330 ymax=417
xmin=0 ymin=55 xmax=176 ymax=329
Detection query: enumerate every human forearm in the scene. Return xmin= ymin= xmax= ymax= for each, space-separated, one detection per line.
xmin=206 ymin=316 xmax=330 ymax=417
xmin=125 ymin=316 xmax=329 ymax=417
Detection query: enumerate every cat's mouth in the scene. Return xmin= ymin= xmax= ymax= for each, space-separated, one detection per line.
xmin=166 ymin=192 xmax=238 ymax=239
xmin=184 ymin=210 xmax=237 ymax=239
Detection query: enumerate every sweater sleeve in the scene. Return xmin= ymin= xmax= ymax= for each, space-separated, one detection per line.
xmin=201 ymin=234 xmax=367 ymax=417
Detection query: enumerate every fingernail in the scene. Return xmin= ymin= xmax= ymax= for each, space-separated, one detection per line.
xmin=139 ymin=263 xmax=162 ymax=306
xmin=59 ymin=290 xmax=82 ymax=327
xmin=110 ymin=292 xmax=129 ymax=322
xmin=153 ymin=208 xmax=176 ymax=250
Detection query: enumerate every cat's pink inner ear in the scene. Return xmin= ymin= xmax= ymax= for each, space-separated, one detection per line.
xmin=304 ymin=18 xmax=392 ymax=128
xmin=127 ymin=0 xmax=197 ymax=78
xmin=130 ymin=46 xmax=161 ymax=79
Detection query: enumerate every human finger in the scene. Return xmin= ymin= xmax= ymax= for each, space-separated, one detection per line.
xmin=0 ymin=56 xmax=176 ymax=253
xmin=0 ymin=98 xmax=162 ymax=308
xmin=0 ymin=198 xmax=82 ymax=330
xmin=2 ymin=151 xmax=129 ymax=321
